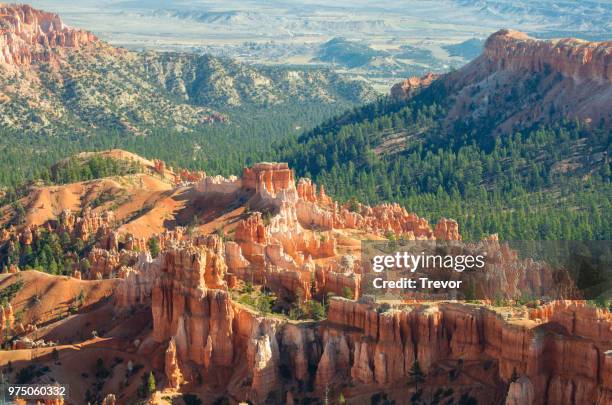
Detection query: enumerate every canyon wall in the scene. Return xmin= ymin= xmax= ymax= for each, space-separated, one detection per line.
xmin=149 ymin=269 xmax=611 ymax=405
xmin=0 ymin=4 xmax=97 ymax=66
xmin=140 ymin=238 xmax=610 ymax=404
xmin=483 ymin=29 xmax=611 ymax=82
xmin=441 ymin=29 xmax=612 ymax=132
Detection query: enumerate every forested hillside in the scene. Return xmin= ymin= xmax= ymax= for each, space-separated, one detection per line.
xmin=0 ymin=3 xmax=373 ymax=197
xmin=275 ymin=82 xmax=612 ymax=241
xmin=0 ymin=102 xmax=343 ymax=196
xmin=272 ymin=31 xmax=612 ymax=241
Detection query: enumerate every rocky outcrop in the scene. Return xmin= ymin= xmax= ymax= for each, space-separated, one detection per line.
xmin=58 ymin=209 xmax=115 ymax=247
xmin=444 ymin=30 xmax=612 ymax=132
xmin=315 ymin=265 xmax=360 ymax=299
xmin=315 ymin=333 xmax=350 ymax=390
xmin=150 ymin=244 xmax=289 ymax=402
xmin=137 ymin=166 xmax=608 ymax=405
xmin=296 ymin=178 xmax=332 ymax=206
xmin=390 ymin=72 xmax=438 ymax=99
xmin=196 ymin=174 xmax=241 ymax=196
xmin=87 ymin=248 xmax=139 ymax=279
xmin=323 ymin=298 xmax=611 ymax=404
xmin=165 ymin=337 xmax=184 ymax=389
xmin=484 ymin=29 xmax=611 ymax=82
xmin=0 ymin=304 xmax=15 ymax=343
xmin=152 ymin=246 xmax=233 ymax=368
xmin=115 ymin=252 xmax=160 ymax=308
xmin=173 ymin=168 xmax=206 ymax=184
xmin=242 ymin=163 xmax=294 ymax=197
xmin=505 ymin=376 xmax=534 ymax=405
xmin=434 ymin=218 xmax=461 ymax=241
xmin=600 ymin=351 xmax=612 ymax=404
xmin=0 ymin=4 xmax=97 ymax=66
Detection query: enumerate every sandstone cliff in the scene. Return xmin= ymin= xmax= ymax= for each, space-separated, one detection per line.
xmin=390 ymin=30 xmax=611 ymax=134
xmin=2 ymin=153 xmax=609 ymax=404
xmin=0 ymin=4 xmax=96 ymax=66
xmin=444 ymin=29 xmax=611 ymax=132
xmin=390 ymin=72 xmax=438 ymax=100
xmin=483 ymin=30 xmax=611 ymax=82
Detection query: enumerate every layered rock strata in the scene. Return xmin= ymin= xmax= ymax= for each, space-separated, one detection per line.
xmin=0 ymin=4 xmax=97 ymax=66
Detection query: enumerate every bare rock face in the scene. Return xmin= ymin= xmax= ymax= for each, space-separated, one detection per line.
xmin=242 ymin=162 xmax=295 ymax=197
xmin=59 ymin=209 xmax=115 ymax=247
xmin=315 ymin=265 xmax=360 ymax=299
xmin=144 ymin=231 xmax=610 ymax=404
xmin=506 ymin=376 xmax=535 ymax=405
xmin=484 ymin=29 xmax=611 ymax=82
xmin=87 ymin=247 xmax=139 ymax=279
xmin=444 ymin=30 xmax=612 ymax=132
xmin=528 ymin=300 xmax=612 ymax=342
xmin=0 ymin=4 xmax=97 ymax=66
xmin=296 ymin=178 xmax=332 ymax=206
xmin=165 ymin=337 xmax=184 ymax=389
xmin=200 ymin=163 xmax=459 ymax=305
xmin=434 ymin=218 xmax=461 ymax=241
xmin=249 ymin=331 xmax=280 ymax=402
xmin=315 ymin=333 xmax=350 ymax=389
xmin=324 ymin=298 xmax=612 ymax=404
xmin=390 ymin=72 xmax=438 ymax=100
xmin=152 ymin=247 xmax=232 ymax=365
xmin=599 ymin=351 xmax=612 ymax=404
xmin=115 ymin=252 xmax=160 ymax=308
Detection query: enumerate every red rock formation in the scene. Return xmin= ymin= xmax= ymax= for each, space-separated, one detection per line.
xmin=297 ymin=178 xmax=332 ymax=206
xmin=0 ymin=227 xmax=11 ymax=243
xmin=315 ymin=265 xmax=360 ymax=299
xmin=165 ymin=337 xmax=184 ymax=389
xmin=505 ymin=376 xmax=534 ymax=405
xmin=235 ymin=213 xmax=269 ymax=246
xmin=444 ymin=30 xmax=612 ymax=132
xmin=115 ymin=252 xmax=159 ymax=308
xmin=0 ymin=303 xmax=15 ymax=343
xmin=20 ymin=226 xmax=33 ymax=245
xmin=390 ymin=72 xmax=438 ymax=100
xmin=59 ymin=209 xmax=115 ymax=245
xmin=101 ymin=394 xmax=116 ymax=405
xmin=484 ymin=29 xmax=611 ymax=82
xmin=324 ymin=298 xmax=612 ymax=403
xmin=249 ymin=332 xmax=280 ymax=402
xmin=242 ymin=162 xmax=294 ymax=196
xmin=174 ymin=169 xmax=206 ymax=184
xmin=142 ymin=220 xmax=610 ymax=404
xmin=152 ymin=159 xmax=165 ymax=176
xmin=152 ymin=247 xmax=233 ymax=366
xmin=0 ymin=4 xmax=97 ymax=66
xmin=599 ymin=351 xmax=612 ymax=404
xmin=87 ymin=248 xmax=138 ymax=279
xmin=434 ymin=218 xmax=461 ymax=240
xmin=315 ymin=333 xmax=350 ymax=390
